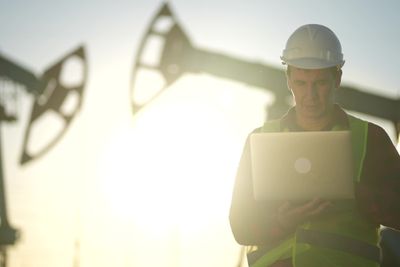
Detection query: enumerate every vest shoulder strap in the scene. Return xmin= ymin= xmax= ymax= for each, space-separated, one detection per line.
xmin=347 ymin=115 xmax=368 ymax=183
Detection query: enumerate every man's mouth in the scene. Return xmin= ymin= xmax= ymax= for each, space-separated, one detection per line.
xmin=305 ymin=104 xmax=318 ymax=108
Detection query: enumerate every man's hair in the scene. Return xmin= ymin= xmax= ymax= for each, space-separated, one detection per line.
xmin=286 ymin=65 xmax=341 ymax=78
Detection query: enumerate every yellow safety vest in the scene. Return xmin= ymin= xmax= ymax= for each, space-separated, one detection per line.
xmin=247 ymin=115 xmax=381 ymax=267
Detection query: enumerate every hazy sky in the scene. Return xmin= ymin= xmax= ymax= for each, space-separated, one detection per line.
xmin=2 ymin=0 xmax=399 ymax=91
xmin=1 ymin=1 xmax=399 ymax=267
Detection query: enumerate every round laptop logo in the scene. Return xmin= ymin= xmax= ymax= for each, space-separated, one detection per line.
xmin=294 ymin=157 xmax=311 ymax=174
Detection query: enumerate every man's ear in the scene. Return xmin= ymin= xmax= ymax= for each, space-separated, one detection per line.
xmin=335 ymin=69 xmax=342 ymax=89
xmin=285 ymin=66 xmax=292 ymax=92
xmin=286 ymin=75 xmax=292 ymax=92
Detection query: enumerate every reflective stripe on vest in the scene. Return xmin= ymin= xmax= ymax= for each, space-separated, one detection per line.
xmin=296 ymin=228 xmax=380 ymax=263
xmin=248 ymin=114 xmax=380 ymax=267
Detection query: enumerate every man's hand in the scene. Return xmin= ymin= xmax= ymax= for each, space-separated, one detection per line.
xmin=277 ymin=198 xmax=333 ymax=230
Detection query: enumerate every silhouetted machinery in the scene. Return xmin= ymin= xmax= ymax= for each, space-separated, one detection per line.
xmin=131 ymin=3 xmax=400 ymax=142
xmin=0 ymin=46 xmax=87 ymax=266
xmin=131 ymin=3 xmax=400 ymax=267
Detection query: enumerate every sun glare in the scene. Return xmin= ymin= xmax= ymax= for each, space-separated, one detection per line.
xmin=94 ymin=72 xmax=270 ymax=266
xmin=96 ymin=80 xmax=252 ymax=240
xmin=98 ymin=107 xmax=237 ymax=230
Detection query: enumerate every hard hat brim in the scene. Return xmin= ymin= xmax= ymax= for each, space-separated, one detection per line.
xmin=282 ymin=57 xmax=345 ymax=70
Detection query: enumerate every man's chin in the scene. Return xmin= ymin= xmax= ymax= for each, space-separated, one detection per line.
xmin=300 ymin=108 xmax=325 ymax=119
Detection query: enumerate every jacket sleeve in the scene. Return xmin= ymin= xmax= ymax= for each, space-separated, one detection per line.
xmin=229 ymin=133 xmax=293 ymax=246
xmin=355 ymin=123 xmax=400 ymax=229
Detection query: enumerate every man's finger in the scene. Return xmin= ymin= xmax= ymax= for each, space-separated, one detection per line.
xmin=307 ymin=201 xmax=333 ymax=217
xmin=292 ymin=198 xmax=323 ymax=214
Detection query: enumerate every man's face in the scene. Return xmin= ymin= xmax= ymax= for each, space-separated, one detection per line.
xmin=287 ymin=66 xmax=341 ymax=120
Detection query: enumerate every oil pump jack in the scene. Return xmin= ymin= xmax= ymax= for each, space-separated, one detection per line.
xmin=0 ymin=46 xmax=87 ymax=266
xmin=131 ymin=3 xmax=400 ymax=142
xmin=131 ymin=3 xmax=400 ymax=267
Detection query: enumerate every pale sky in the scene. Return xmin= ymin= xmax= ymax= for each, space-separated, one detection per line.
xmin=1 ymin=1 xmax=399 ymax=266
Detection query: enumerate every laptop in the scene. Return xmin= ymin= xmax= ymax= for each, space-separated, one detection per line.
xmin=249 ymin=131 xmax=355 ymax=201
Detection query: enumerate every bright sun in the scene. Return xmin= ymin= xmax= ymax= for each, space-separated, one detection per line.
xmin=94 ymin=74 xmax=269 ymax=266
xmin=98 ymin=106 xmax=237 ymax=229
xmin=95 ymin=75 xmax=264 ymax=235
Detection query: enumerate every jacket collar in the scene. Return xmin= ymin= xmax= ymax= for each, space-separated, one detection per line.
xmin=280 ymin=104 xmax=349 ymax=132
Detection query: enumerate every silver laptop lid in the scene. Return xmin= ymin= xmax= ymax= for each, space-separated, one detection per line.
xmin=250 ymin=131 xmax=355 ymax=201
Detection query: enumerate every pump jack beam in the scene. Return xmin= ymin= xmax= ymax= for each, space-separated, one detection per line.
xmin=131 ymin=3 xmax=400 ymax=140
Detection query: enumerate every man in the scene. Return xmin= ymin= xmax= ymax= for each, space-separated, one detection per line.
xmin=229 ymin=24 xmax=400 ymax=267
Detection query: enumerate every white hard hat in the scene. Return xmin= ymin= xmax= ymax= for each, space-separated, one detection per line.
xmin=281 ymin=24 xmax=345 ymax=69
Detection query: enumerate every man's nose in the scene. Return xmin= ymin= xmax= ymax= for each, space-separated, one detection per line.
xmin=306 ymin=83 xmax=318 ymax=98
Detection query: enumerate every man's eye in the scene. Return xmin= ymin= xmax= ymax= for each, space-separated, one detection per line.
xmin=316 ymin=80 xmax=328 ymax=86
xmin=294 ymin=81 xmax=306 ymax=86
